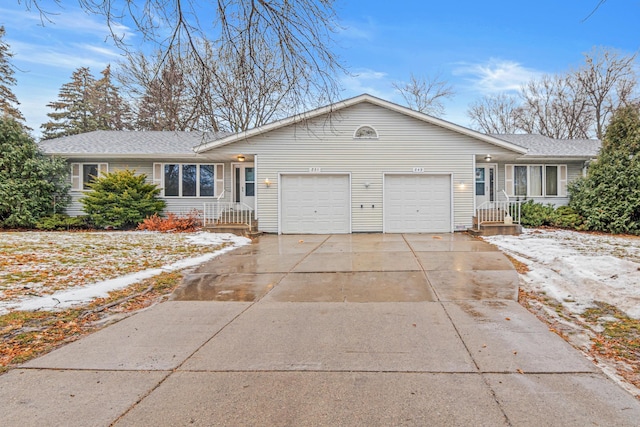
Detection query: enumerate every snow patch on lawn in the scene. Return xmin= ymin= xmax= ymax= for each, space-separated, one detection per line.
xmin=0 ymin=232 xmax=250 ymax=314
xmin=483 ymin=229 xmax=640 ymax=319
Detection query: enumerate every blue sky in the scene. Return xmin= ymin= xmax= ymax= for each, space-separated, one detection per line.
xmin=1 ymin=1 xmax=638 ymax=137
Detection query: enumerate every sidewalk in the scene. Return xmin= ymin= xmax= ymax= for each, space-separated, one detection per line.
xmin=2 ymin=234 xmax=639 ymax=426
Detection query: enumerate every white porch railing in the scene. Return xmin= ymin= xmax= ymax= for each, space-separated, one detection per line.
xmin=476 ymin=193 xmax=521 ymax=230
xmin=203 ymin=197 xmax=254 ymax=230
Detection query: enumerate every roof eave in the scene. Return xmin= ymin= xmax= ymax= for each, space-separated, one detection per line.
xmin=42 ymin=152 xmax=203 ymax=160
xmin=517 ymin=155 xmax=598 ymax=161
xmin=195 ymin=94 xmax=529 ymax=155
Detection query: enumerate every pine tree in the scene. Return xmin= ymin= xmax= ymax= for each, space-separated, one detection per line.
xmin=0 ymin=117 xmax=70 ymax=228
xmin=41 ymin=67 xmax=100 ymax=139
xmin=569 ymin=105 xmax=640 ymax=234
xmin=134 ymin=57 xmax=196 ymax=131
xmin=93 ymin=65 xmax=133 ymax=130
xmin=0 ymin=26 xmax=25 ymax=123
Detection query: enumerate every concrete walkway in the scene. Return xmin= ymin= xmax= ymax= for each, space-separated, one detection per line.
xmin=2 ymin=233 xmax=639 ymax=426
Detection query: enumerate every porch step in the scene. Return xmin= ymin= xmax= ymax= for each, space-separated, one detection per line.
xmin=468 ymin=223 xmax=523 ymax=236
xmin=203 ymin=220 xmax=261 ymax=238
xmin=473 ymin=210 xmax=508 ymax=226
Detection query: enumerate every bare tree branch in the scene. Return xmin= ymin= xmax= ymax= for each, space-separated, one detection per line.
xmin=582 ymin=0 xmax=608 ymax=22
xmin=392 ymin=72 xmax=455 ymax=117
xmin=467 ymin=93 xmax=520 ymax=134
xmin=575 ymin=46 xmax=638 ymax=139
xmin=18 ymin=0 xmax=345 ymax=115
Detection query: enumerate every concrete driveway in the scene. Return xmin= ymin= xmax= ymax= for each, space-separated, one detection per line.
xmin=2 ymin=233 xmax=640 ymax=426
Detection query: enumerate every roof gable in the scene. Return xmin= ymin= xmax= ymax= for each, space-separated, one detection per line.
xmin=195 ymin=94 xmax=528 ymax=155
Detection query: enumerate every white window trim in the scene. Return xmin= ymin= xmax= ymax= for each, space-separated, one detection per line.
xmin=154 ymin=162 xmax=224 ymax=198
xmin=70 ymin=162 xmax=108 ymax=191
xmin=505 ymin=164 xmax=567 ymax=198
xmin=353 ymin=125 xmax=379 ymax=139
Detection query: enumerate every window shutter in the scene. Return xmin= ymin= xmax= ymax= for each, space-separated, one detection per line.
xmin=98 ymin=163 xmax=108 ymax=176
xmin=559 ymin=165 xmax=568 ymax=197
xmin=504 ymin=165 xmax=514 ymax=197
xmin=215 ymin=164 xmax=224 ymax=197
xmin=71 ymin=163 xmax=81 ymax=191
xmin=153 ymin=163 xmax=163 ymax=194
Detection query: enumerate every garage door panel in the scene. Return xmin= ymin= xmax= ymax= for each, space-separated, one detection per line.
xmin=384 ymin=174 xmax=451 ymax=233
xmin=281 ymin=175 xmax=350 ymax=234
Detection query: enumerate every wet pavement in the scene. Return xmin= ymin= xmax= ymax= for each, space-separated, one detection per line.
xmin=171 ymin=233 xmax=518 ymax=303
xmin=2 ymin=233 xmax=640 ymax=426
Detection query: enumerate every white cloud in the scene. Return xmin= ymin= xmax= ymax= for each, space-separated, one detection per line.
xmin=453 ymin=58 xmax=543 ymax=94
xmin=77 ymin=43 xmax=123 ymax=59
xmin=10 ymin=41 xmax=112 ymax=70
xmin=1 ymin=5 xmax=136 ymax=45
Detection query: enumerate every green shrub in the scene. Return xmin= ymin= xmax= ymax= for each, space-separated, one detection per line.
xmin=80 ymin=169 xmax=165 ymax=229
xmin=551 ymin=205 xmax=585 ymax=229
xmin=519 ymin=200 xmax=556 ymax=227
xmin=0 ymin=118 xmax=70 ymax=228
xmin=569 ymin=105 xmax=640 ymax=235
xmin=35 ymin=214 xmax=88 ymax=231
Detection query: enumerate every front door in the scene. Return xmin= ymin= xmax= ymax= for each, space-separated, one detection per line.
xmin=475 ymin=164 xmax=496 ymax=206
xmin=234 ymin=163 xmax=255 ymax=209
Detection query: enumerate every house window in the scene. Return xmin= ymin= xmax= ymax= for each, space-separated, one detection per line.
xmin=514 ymin=166 xmax=527 ymax=196
xmin=546 ymin=166 xmax=559 ymax=196
xmin=200 ymin=165 xmax=215 ymax=197
xmin=354 ymin=125 xmax=378 ymax=139
xmin=529 ymin=166 xmax=543 ymax=197
xmin=157 ymin=163 xmax=223 ymax=197
xmin=71 ymin=163 xmax=108 ymax=191
xmin=505 ymin=164 xmax=567 ymax=197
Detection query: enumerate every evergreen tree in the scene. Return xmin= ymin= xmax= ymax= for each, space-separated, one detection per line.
xmin=0 ymin=26 xmax=25 ymax=123
xmin=132 ymin=56 xmax=197 ymax=131
xmin=93 ymin=65 xmax=133 ymax=130
xmin=81 ymin=169 xmax=165 ymax=229
xmin=41 ymin=67 xmax=99 ymax=139
xmin=0 ymin=117 xmax=70 ymax=228
xmin=569 ymin=105 xmax=640 ymax=234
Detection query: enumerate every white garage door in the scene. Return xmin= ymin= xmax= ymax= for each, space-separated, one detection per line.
xmin=280 ymin=174 xmax=350 ymax=234
xmin=384 ymin=174 xmax=452 ymax=233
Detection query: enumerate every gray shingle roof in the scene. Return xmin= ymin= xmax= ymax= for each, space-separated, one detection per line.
xmin=38 ymin=130 xmax=230 ymax=156
xmin=491 ymin=134 xmax=601 ymax=157
xmin=39 ymin=130 xmax=602 ymax=159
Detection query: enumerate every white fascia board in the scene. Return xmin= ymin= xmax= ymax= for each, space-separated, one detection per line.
xmin=516 ymin=155 xmax=596 ymax=161
xmin=195 ymin=93 xmax=529 ymax=155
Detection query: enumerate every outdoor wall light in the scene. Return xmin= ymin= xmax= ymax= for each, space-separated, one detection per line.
xmin=364 ymin=182 xmax=370 ymax=188
xmin=459 ymin=181 xmax=465 ymax=189
xmin=484 ymin=154 xmax=492 ymax=162
xmin=237 ymin=154 xmax=245 ymax=162
xmin=264 ymin=178 xmax=271 ymax=187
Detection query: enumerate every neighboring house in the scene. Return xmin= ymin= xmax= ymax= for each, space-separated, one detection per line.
xmin=39 ymin=94 xmax=601 ymax=234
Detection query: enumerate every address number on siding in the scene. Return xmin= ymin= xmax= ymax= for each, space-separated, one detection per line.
xmin=309 ymin=167 xmax=322 ymax=172
xmin=412 ymin=167 xmax=424 ymax=173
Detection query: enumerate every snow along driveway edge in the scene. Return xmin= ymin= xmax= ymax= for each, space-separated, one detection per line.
xmin=0 ymin=232 xmax=251 ymax=314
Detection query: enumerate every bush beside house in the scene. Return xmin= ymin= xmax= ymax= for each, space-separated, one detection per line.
xmin=80 ymin=169 xmax=166 ymax=229
xmin=569 ymin=105 xmax=640 ymax=235
xmin=517 ymin=200 xmax=585 ymax=229
xmin=0 ymin=118 xmax=70 ymax=228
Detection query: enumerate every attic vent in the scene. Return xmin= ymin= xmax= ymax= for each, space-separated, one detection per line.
xmin=354 ymin=125 xmax=378 ymax=139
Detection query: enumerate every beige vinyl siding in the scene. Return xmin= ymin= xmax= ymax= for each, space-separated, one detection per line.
xmin=496 ymin=160 xmax=584 ymax=207
xmin=205 ymin=102 xmax=518 ymax=233
xmin=64 ymin=159 xmax=234 ymax=217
